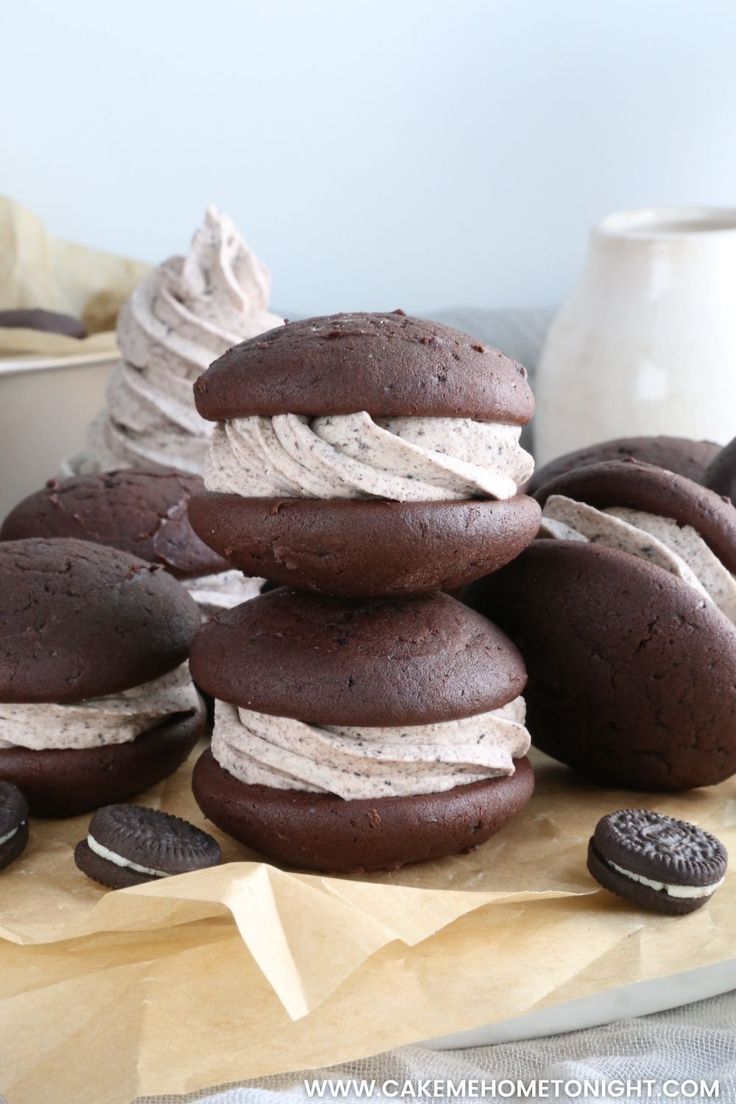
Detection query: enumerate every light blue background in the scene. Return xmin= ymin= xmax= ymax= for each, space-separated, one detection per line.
xmin=4 ymin=0 xmax=736 ymax=315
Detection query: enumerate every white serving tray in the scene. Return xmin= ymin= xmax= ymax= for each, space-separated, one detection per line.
xmin=423 ymin=959 xmax=736 ymax=1048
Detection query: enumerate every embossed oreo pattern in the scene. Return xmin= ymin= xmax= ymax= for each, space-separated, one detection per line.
xmin=594 ymin=808 xmax=728 ymax=885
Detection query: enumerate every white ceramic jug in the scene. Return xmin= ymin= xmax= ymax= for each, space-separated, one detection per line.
xmin=534 ymin=207 xmax=736 ymax=465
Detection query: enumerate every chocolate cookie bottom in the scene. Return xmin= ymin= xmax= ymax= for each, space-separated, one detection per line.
xmin=193 ymin=750 xmax=534 ymax=873
xmin=188 ymin=494 xmax=541 ymax=598
xmin=0 ymin=701 xmax=206 ymax=817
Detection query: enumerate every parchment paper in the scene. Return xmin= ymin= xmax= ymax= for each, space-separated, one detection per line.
xmin=1 ymin=742 xmax=734 ymax=1104
xmin=0 ymin=196 xmax=149 ymax=357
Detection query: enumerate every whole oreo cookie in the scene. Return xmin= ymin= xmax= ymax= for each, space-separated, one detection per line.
xmin=74 ymin=804 xmax=221 ymax=888
xmin=467 ymin=541 xmax=736 ymax=790
xmin=1 ymin=471 xmax=228 ymax=579
xmin=588 ymin=809 xmax=728 ymax=914
xmin=0 ymin=781 xmax=29 ymax=871
xmin=0 ymin=308 xmax=87 ymax=339
xmin=529 ymin=435 xmax=719 ymax=494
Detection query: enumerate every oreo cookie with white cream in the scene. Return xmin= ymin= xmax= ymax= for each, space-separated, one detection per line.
xmin=0 ymin=781 xmax=29 ymax=871
xmin=588 ymin=809 xmax=727 ymax=915
xmin=74 ymin=804 xmax=221 ymax=888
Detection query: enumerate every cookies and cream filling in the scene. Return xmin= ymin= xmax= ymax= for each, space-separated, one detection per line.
xmin=541 ymin=495 xmax=736 ymax=624
xmin=73 ymin=206 xmax=283 ymax=476
xmin=180 ymin=569 xmax=264 ymax=617
xmin=204 ymin=413 xmax=534 ymax=502
xmin=86 ymin=835 xmax=168 ymax=878
xmin=605 ymin=857 xmax=725 ymax=899
xmin=211 ymin=697 xmax=530 ymax=799
xmin=0 ymin=663 xmax=200 ymax=752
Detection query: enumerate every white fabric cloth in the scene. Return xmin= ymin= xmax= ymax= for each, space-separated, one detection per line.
xmin=135 ymin=990 xmax=736 ymax=1103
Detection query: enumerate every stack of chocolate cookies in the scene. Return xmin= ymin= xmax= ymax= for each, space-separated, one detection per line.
xmin=187 ymin=311 xmax=542 ymax=872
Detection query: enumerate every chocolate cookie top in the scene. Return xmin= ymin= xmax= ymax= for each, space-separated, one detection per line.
xmin=0 ymin=538 xmax=201 ymax=703
xmin=704 ymin=436 xmax=736 ymax=504
xmin=190 ymin=588 xmax=526 ymax=725
xmin=535 ymin=459 xmax=736 ymax=573
xmin=592 ymin=809 xmax=728 ymax=888
xmin=0 ymin=308 xmax=87 ymax=339
xmin=1 ymin=471 xmax=228 ymax=579
xmin=194 ymin=311 xmax=534 ymax=424
xmin=529 ymin=435 xmax=719 ymax=494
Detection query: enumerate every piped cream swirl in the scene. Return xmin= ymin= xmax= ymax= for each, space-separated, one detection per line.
xmin=541 ymin=494 xmax=736 ymax=624
xmin=77 ymin=207 xmax=283 ymax=475
xmin=181 ymin=569 xmax=264 ymax=618
xmin=211 ymin=698 xmax=530 ymax=799
xmin=205 ymin=413 xmax=533 ymax=502
xmin=0 ymin=664 xmax=201 ymax=751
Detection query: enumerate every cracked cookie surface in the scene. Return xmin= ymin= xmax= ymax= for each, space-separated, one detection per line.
xmin=0 ymin=538 xmax=201 ymax=703
xmin=1 ymin=470 xmax=227 ymax=578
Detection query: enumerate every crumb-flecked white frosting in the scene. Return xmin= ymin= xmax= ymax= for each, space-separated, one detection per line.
xmin=211 ymin=697 xmax=530 ymax=799
xmin=606 ymin=858 xmax=725 ymax=899
xmin=204 ymin=413 xmax=534 ymax=502
xmin=181 ymin=569 xmax=264 ymax=618
xmin=0 ymin=663 xmax=200 ymax=751
xmin=75 ymin=206 xmax=283 ymax=476
xmin=541 ymin=495 xmax=736 ymax=624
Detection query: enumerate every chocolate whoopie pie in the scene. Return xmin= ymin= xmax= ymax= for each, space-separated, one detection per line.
xmin=588 ymin=809 xmax=728 ymax=915
xmin=0 ymin=538 xmax=206 ymax=816
xmin=0 ymin=781 xmax=29 ymax=871
xmin=188 ymin=311 xmax=541 ymax=597
xmin=1 ymin=470 xmax=262 ymax=615
xmin=0 ymin=308 xmax=87 ymax=339
xmin=468 ymin=541 xmax=736 ymax=790
xmin=190 ymin=588 xmax=535 ymax=872
xmin=534 ymin=459 xmax=736 ymax=626
xmin=528 ymin=435 xmax=720 ymax=495
xmin=74 ymin=804 xmax=221 ymax=888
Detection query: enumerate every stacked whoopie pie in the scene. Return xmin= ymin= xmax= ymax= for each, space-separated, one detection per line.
xmin=187 ymin=311 xmax=541 ymax=872
xmin=0 ymin=538 xmax=205 ymax=817
xmin=470 ymin=458 xmax=736 ymax=791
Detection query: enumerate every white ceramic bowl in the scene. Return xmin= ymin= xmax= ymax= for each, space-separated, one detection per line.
xmin=0 ymin=353 xmax=115 ymax=517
